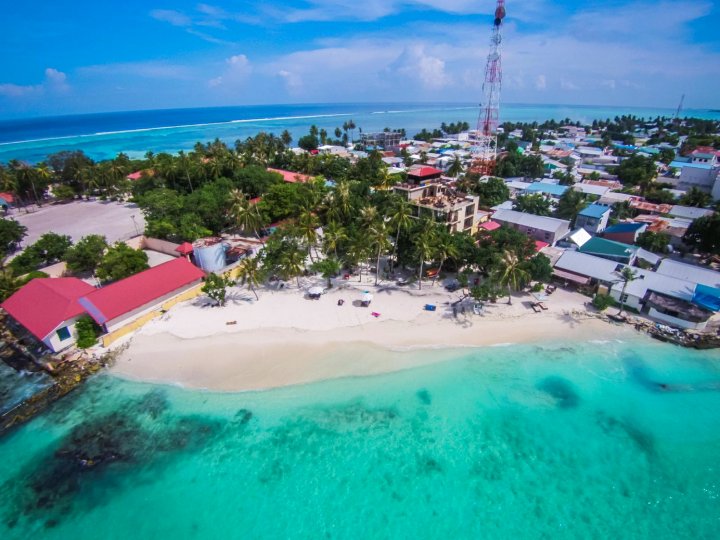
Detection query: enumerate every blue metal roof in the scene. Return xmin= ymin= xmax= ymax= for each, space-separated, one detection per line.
xmin=693 ymin=284 xmax=720 ymax=312
xmin=579 ymin=204 xmax=610 ymax=219
xmin=669 ymin=160 xmax=712 ymax=170
xmin=604 ymin=222 xmax=645 ymax=233
xmin=525 ymin=183 xmax=568 ymax=197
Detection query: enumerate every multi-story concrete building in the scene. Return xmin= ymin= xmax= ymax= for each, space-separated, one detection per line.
xmin=393 ymin=182 xmax=479 ymax=234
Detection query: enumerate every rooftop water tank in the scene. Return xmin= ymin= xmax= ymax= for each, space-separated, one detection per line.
xmin=193 ymin=239 xmax=227 ymax=273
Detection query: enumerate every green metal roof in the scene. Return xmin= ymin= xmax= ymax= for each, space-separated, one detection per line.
xmin=578 ymin=237 xmax=638 ymax=259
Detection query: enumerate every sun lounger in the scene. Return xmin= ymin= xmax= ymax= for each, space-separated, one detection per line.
xmin=531 ymin=304 xmax=541 ymax=313
xmin=226 ymin=320 xmax=237 ymax=325
xmin=424 ymin=304 xmax=436 ymax=311
xmin=538 ymin=302 xmax=548 ymax=311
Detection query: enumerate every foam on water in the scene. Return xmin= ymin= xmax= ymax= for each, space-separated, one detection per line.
xmin=0 ymin=339 xmax=719 ymax=539
xmin=2 ymin=102 xmax=719 ymax=163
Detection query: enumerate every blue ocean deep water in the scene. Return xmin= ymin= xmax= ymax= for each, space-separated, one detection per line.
xmin=0 ymin=339 xmax=719 ymax=539
xmin=2 ymin=102 xmax=719 ymax=163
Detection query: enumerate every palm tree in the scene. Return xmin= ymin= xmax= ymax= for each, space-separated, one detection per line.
xmin=0 ymin=267 xmax=21 ymax=302
xmin=347 ymin=233 xmax=371 ymax=283
xmin=329 ymin=180 xmax=352 ymax=221
xmin=447 ymin=155 xmax=464 ymax=178
xmin=280 ymin=245 xmax=306 ymax=288
xmin=432 ymin=231 xmax=459 ymax=286
xmin=322 ymin=221 xmax=346 ymax=258
xmin=368 ymin=221 xmax=390 ymax=285
xmin=297 ymin=210 xmax=320 ymax=262
xmin=359 ymin=205 xmax=379 ymax=229
xmin=230 ymin=190 xmax=262 ymax=237
xmin=414 ymin=220 xmax=436 ymax=290
xmin=495 ymin=250 xmax=530 ymax=305
xmin=388 ymin=196 xmax=413 ymax=271
xmin=237 ymin=256 xmax=261 ymax=300
xmin=615 ymin=266 xmax=638 ymax=315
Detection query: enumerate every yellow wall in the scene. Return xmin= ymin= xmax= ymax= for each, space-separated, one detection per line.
xmin=101 ymin=283 xmax=204 ymax=347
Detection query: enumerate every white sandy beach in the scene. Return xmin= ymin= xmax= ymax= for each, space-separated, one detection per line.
xmin=111 ymin=275 xmax=637 ymax=392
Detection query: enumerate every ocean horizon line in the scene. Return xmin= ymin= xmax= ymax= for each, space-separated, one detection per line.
xmin=1 ymin=99 xmax=709 ymax=125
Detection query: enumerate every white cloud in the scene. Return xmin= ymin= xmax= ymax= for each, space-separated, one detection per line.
xmin=535 ymin=74 xmax=546 ymax=90
xmin=208 ymin=54 xmax=252 ymax=89
xmin=79 ymin=62 xmax=193 ymax=80
xmin=0 ymin=68 xmax=70 ymax=98
xmin=560 ymin=79 xmax=580 ymax=91
xmin=601 ymin=79 xmax=616 ymax=90
xmin=389 ymin=45 xmax=451 ymax=89
xmin=150 ymin=9 xmax=192 ymax=27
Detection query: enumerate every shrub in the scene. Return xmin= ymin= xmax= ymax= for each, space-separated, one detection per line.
xmin=592 ymin=294 xmax=616 ymax=311
xmin=75 ymin=315 xmax=100 ymax=348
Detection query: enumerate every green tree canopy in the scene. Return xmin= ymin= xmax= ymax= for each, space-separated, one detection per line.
xmin=683 ymin=213 xmax=720 ymax=254
xmin=472 ymin=177 xmax=511 ymax=207
xmin=0 ymin=218 xmax=27 ymax=259
xmin=201 ymin=273 xmax=235 ymax=306
xmin=513 ymin=193 xmax=552 ymax=216
xmin=679 ymin=187 xmax=712 ymax=208
xmin=614 ymin=154 xmax=657 ymax=188
xmin=555 ymin=189 xmax=586 ymax=224
xmin=96 ymin=243 xmax=149 ymax=282
xmin=64 ymin=234 xmax=108 ymax=274
xmin=636 ymin=231 xmax=670 ymax=254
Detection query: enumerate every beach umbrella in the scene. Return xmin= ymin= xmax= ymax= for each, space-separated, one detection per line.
xmin=361 ymin=292 xmax=374 ymax=303
xmin=308 ymin=286 xmax=324 ymax=296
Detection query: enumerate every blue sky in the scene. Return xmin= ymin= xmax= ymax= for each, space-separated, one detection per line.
xmin=1 ymin=0 xmax=719 ymax=118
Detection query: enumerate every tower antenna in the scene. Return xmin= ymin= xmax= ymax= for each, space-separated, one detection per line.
xmin=673 ymin=94 xmax=685 ymax=123
xmin=471 ymin=0 xmax=506 ymax=176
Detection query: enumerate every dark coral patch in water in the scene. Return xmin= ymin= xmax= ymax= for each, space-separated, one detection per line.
xmin=3 ymin=389 xmax=221 ymax=529
xmin=416 ymin=389 xmax=432 ymax=405
xmin=596 ymin=412 xmax=656 ymax=456
xmin=536 ymin=376 xmax=580 ymax=409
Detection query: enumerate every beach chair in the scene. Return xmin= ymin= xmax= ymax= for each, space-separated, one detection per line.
xmin=531 ymin=303 xmax=541 ymax=313
xmin=538 ymin=302 xmax=549 ymax=311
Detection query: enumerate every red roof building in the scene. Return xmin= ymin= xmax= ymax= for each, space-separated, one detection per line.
xmin=267 ymin=168 xmax=314 ymax=184
xmin=479 ymin=220 xmax=501 ymax=232
xmin=1 ymin=278 xmax=96 ymax=351
xmin=0 ymin=192 xmax=15 ymax=204
xmin=408 ymin=166 xmax=443 ymax=181
xmin=79 ymin=258 xmax=205 ymax=331
xmin=534 ymin=240 xmax=550 ymax=252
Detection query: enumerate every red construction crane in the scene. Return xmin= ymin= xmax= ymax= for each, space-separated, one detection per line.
xmin=472 ymin=0 xmax=506 ymax=176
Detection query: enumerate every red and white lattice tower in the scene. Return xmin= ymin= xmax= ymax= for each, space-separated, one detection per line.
xmin=472 ymin=0 xmax=506 ymax=175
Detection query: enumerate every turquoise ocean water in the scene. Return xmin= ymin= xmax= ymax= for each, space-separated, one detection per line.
xmin=1 ymin=338 xmax=719 ymax=539
xmin=2 ymin=102 xmax=720 ymax=164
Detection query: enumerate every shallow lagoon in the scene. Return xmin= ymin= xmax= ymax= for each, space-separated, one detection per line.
xmin=1 ymin=338 xmax=719 ymax=539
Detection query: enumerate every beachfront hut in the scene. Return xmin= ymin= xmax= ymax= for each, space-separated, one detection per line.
xmin=1 ymin=278 xmax=96 ymax=352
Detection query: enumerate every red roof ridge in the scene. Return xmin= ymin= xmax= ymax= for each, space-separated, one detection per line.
xmin=80 ymin=258 xmax=205 ymax=325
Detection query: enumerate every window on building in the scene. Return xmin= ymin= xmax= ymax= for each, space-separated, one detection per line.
xmin=56 ymin=326 xmax=71 ymax=341
xmin=620 ymin=294 xmax=629 ymax=303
